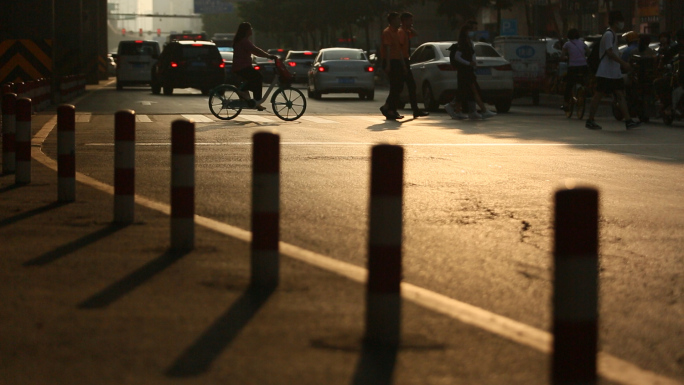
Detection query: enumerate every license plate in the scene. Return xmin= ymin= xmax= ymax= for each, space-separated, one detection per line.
xmin=132 ymin=63 xmax=146 ymax=68
xmin=475 ymin=68 xmax=491 ymax=75
xmin=338 ymin=77 xmax=355 ymax=84
xmin=191 ymin=62 xmax=206 ymax=67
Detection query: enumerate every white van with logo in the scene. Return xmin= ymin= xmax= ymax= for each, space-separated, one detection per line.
xmin=116 ymin=40 xmax=160 ymax=90
xmin=493 ymin=36 xmax=546 ymax=104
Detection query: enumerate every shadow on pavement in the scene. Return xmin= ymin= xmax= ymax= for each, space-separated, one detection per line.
xmin=78 ymin=248 xmax=190 ymax=309
xmin=351 ymin=340 xmax=399 ymax=385
xmin=165 ymin=284 xmax=276 ymax=377
xmin=0 ymin=201 xmax=67 ymax=229
xmin=23 ymin=223 xmax=128 ymax=266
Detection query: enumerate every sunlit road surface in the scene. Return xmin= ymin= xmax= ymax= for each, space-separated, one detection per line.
xmin=39 ymin=83 xmax=684 ymax=383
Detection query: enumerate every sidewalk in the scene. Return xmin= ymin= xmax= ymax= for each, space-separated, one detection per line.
xmin=0 ymin=97 xmax=610 ymax=385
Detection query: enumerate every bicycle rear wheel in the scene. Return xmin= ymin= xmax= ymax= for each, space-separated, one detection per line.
xmin=575 ymin=86 xmax=586 ymax=119
xmin=565 ymin=96 xmax=575 ymax=118
xmin=271 ymin=87 xmax=306 ymax=121
xmin=208 ymin=85 xmax=242 ymax=120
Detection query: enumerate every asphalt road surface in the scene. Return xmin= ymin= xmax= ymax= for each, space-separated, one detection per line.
xmin=40 ymin=81 xmax=684 ymax=383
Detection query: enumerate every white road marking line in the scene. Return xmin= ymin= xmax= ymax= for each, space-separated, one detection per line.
xmin=33 ymin=117 xmax=683 ymax=385
xmin=298 ymin=116 xmax=339 ymax=124
xmin=136 ymin=115 xmax=152 ymax=123
xmin=75 ymin=113 xmax=92 ymax=123
xmin=181 ymin=114 xmax=215 ymax=123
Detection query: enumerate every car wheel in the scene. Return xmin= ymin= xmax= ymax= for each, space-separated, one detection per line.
xmin=358 ymin=92 xmax=365 ymax=100
xmin=495 ymin=99 xmax=512 ymax=113
xmin=116 ymin=81 xmax=123 ymax=91
xmin=151 ymin=80 xmax=161 ymax=95
xmin=532 ymin=91 xmax=540 ymax=105
xmin=365 ymin=89 xmax=374 ymax=101
xmin=422 ymin=83 xmax=439 ymax=111
xmin=163 ymin=85 xmax=173 ymax=95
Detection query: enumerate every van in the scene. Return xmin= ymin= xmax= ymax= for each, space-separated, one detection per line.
xmin=116 ymin=40 xmax=160 ymax=90
xmin=493 ymin=36 xmax=546 ymax=104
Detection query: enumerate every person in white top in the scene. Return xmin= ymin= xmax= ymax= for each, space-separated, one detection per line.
xmin=585 ymin=11 xmax=641 ymax=130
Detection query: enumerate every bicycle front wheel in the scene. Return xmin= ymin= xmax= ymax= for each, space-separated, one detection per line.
xmin=208 ymin=85 xmax=242 ymax=120
xmin=575 ymin=86 xmax=586 ymax=119
xmin=271 ymin=87 xmax=306 ymax=121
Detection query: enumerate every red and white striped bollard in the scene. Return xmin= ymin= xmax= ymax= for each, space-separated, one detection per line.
xmin=365 ymin=144 xmax=404 ymax=346
xmin=2 ymin=93 xmax=17 ymax=174
xmin=171 ymin=119 xmax=194 ymax=250
xmin=552 ymin=187 xmax=599 ymax=385
xmin=251 ymin=132 xmax=280 ymax=288
xmin=114 ymin=110 xmax=135 ymax=223
xmin=15 ymin=98 xmax=32 ymax=184
xmin=57 ymin=105 xmax=75 ymax=201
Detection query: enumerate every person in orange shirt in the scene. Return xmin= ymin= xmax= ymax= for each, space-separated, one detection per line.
xmin=399 ymin=12 xmax=429 ymax=118
xmin=380 ymin=12 xmax=406 ymax=120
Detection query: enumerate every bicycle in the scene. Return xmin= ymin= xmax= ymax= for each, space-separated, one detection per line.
xmin=208 ymin=58 xmax=307 ymax=121
xmin=563 ymin=68 xmax=589 ymax=119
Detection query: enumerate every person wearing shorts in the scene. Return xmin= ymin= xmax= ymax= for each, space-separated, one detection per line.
xmin=585 ymin=11 xmax=641 ymax=130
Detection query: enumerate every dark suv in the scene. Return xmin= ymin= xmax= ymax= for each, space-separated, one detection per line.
xmin=151 ymin=40 xmax=225 ymax=95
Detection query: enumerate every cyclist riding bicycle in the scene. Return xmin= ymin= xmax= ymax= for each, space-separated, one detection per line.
xmin=560 ymin=28 xmax=588 ymax=111
xmin=232 ymin=22 xmax=279 ymax=111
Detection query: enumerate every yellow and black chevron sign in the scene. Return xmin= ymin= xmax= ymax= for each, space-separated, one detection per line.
xmin=0 ymin=39 xmax=53 ymax=85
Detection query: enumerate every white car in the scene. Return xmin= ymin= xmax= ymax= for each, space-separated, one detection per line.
xmin=400 ymin=41 xmax=514 ymax=112
xmin=307 ymin=48 xmax=375 ymax=100
xmin=116 ymin=40 xmax=160 ymax=90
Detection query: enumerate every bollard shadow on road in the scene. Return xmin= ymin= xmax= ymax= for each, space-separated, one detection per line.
xmin=78 ymin=248 xmax=190 ymax=309
xmin=351 ymin=339 xmax=399 ymax=385
xmin=0 ymin=201 xmax=67 ymax=229
xmin=165 ymin=284 xmax=276 ymax=377
xmin=23 ymin=223 xmax=128 ymax=266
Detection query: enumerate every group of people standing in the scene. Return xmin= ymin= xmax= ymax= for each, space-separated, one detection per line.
xmin=379 ymin=12 xmax=496 ymax=121
xmin=379 ymin=12 xmax=429 ymax=120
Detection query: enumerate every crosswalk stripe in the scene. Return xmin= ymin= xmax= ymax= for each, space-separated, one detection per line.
xmin=299 ymin=116 xmax=339 ymax=124
xmin=351 ymin=115 xmax=386 ymax=123
xmin=136 ymin=115 xmax=152 ymax=123
xmin=237 ymin=114 xmax=276 ymax=123
xmin=181 ymin=114 xmax=215 ymax=123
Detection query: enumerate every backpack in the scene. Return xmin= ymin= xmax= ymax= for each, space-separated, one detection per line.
xmin=448 ymin=43 xmax=459 ymax=68
xmin=587 ymin=29 xmax=615 ymax=74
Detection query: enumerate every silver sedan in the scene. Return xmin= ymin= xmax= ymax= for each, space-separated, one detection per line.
xmin=307 ymin=48 xmax=375 ymax=100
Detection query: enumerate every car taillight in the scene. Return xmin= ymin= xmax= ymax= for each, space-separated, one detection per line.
xmin=317 ymin=65 xmax=328 ymax=72
xmin=364 ymin=66 xmax=374 ymax=72
xmin=288 ymin=62 xmax=296 ymax=67
xmin=254 ymin=65 xmax=261 ymax=70
xmin=437 ymin=64 xmax=456 ymax=71
xmin=171 ymin=62 xmax=178 ymax=68
xmin=494 ymin=64 xmax=512 ymax=71
xmin=219 ymin=62 xmax=225 ymax=68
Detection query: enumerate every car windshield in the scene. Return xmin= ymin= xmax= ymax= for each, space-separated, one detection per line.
xmin=322 ymin=50 xmax=366 ymax=61
xmin=474 ymin=45 xmax=501 ymax=58
xmin=437 ymin=43 xmax=501 ymax=59
xmin=119 ymin=42 xmax=158 ymax=56
xmin=288 ymin=52 xmax=317 ymax=60
xmin=182 ymin=46 xmax=217 ymax=59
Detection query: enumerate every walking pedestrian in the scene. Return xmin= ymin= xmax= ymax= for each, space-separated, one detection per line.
xmin=398 ymin=12 xmax=429 ymax=118
xmin=584 ymin=11 xmax=641 ymax=130
xmin=560 ymin=28 xmax=588 ymax=111
xmin=448 ymin=21 xmax=496 ymax=119
xmin=379 ymin=12 xmax=406 ymax=120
